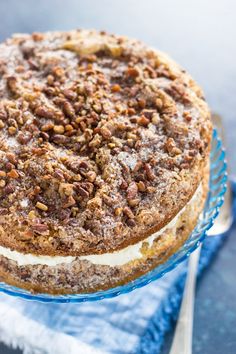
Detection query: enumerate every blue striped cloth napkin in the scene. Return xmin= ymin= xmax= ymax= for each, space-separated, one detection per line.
xmin=0 ymin=183 xmax=235 ymax=354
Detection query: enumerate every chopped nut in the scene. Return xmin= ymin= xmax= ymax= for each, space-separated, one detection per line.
xmin=76 ymin=185 xmax=89 ymax=198
xmin=52 ymin=134 xmax=68 ymax=144
xmin=0 ymin=208 xmax=8 ymax=215
xmin=31 ymin=223 xmax=49 ymax=234
xmin=63 ymin=195 xmax=76 ymax=208
xmin=32 ymin=147 xmax=47 ymax=156
xmin=36 ymin=201 xmax=48 ymax=211
xmin=7 ymin=169 xmax=19 ymax=179
xmin=151 ymin=113 xmax=160 ymax=125
xmin=54 ymin=169 xmax=65 ymax=180
xmin=17 ymin=131 xmax=32 ymax=144
xmin=128 ymin=198 xmax=140 ymax=207
xmin=0 ymin=180 xmax=6 ymax=188
xmin=59 ymin=183 xmax=74 ymax=197
xmin=138 ymin=98 xmax=146 ymax=109
xmin=35 ymin=106 xmax=55 ymax=119
xmin=53 ymin=125 xmax=65 ymax=134
xmin=6 ymin=153 xmax=17 ymax=164
xmin=3 ymin=183 xmax=15 ymax=195
xmin=111 ymin=84 xmax=121 ymax=92
xmin=100 ymin=126 xmax=112 ymax=139
xmin=63 ymin=89 xmax=77 ymax=101
xmin=126 ymin=218 xmax=136 ymax=227
xmin=120 ymin=178 xmax=128 ymax=190
xmin=0 ymin=120 xmax=5 ymax=129
xmin=137 ymin=181 xmax=146 ymax=192
xmin=127 ymin=182 xmax=138 ymax=199
xmin=137 ymin=115 xmax=150 ymax=126
xmin=0 ymin=171 xmax=6 ymax=177
xmin=63 ymin=101 xmax=75 ymax=118
xmin=87 ymin=196 xmax=102 ymax=209
xmin=32 ymin=32 xmax=44 ymax=41
xmin=5 ymin=162 xmax=14 ymax=171
xmin=28 ymin=210 xmax=36 ymax=219
xmin=114 ymin=207 xmax=123 ymax=216
xmin=52 ymin=66 xmax=65 ymax=78
xmin=146 ymin=186 xmax=156 ymax=193
xmin=7 ymin=76 xmax=18 ymax=94
xmin=86 ymin=171 xmax=97 ymax=182
xmin=123 ymin=206 xmax=135 ymax=219
xmin=65 ymin=124 xmax=73 ymax=131
xmin=134 ymin=161 xmax=143 ymax=172
xmin=165 ymin=137 xmax=182 ymax=155
xmin=8 ymin=126 xmax=17 ymax=135
xmin=155 ymin=98 xmax=163 ymax=109
xmin=126 ymin=67 xmax=139 ymax=78
xmin=42 ymin=123 xmax=54 ymax=132
xmin=144 ymin=163 xmax=155 ymax=181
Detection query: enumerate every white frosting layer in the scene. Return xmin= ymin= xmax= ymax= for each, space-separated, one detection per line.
xmin=0 ymin=184 xmax=202 ymax=267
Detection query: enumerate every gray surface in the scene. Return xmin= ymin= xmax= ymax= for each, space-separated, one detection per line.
xmin=0 ymin=0 xmax=235 ymax=353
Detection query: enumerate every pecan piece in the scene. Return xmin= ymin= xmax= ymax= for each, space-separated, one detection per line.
xmin=76 ymin=185 xmax=89 ymax=198
xmin=127 ymin=182 xmax=138 ymax=199
xmin=31 ymin=223 xmax=49 ymax=234
xmin=144 ymin=163 xmax=155 ymax=181
xmin=123 ymin=206 xmax=135 ymax=219
xmin=35 ymin=106 xmax=55 ymax=119
xmin=17 ymin=131 xmax=32 ymax=144
xmin=63 ymin=195 xmax=76 ymax=208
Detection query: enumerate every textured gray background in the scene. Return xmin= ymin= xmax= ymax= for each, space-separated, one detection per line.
xmin=0 ymin=0 xmax=235 ymax=353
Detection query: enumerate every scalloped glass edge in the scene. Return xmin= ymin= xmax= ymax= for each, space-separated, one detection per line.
xmin=0 ymin=129 xmax=227 ymax=303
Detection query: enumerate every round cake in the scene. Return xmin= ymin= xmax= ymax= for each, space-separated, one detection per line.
xmin=0 ymin=30 xmax=212 ymax=294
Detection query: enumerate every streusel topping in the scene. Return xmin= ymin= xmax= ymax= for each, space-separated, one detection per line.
xmin=0 ymin=30 xmax=211 ymax=255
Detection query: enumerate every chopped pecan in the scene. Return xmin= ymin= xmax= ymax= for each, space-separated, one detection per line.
xmin=137 ymin=115 xmax=150 ymax=126
xmin=126 ymin=67 xmax=139 ymax=78
xmin=52 ymin=134 xmax=68 ymax=144
xmin=137 ymin=180 xmax=146 ymax=192
xmin=128 ymin=198 xmax=140 ymax=207
xmin=35 ymin=106 xmax=55 ymax=119
xmin=17 ymin=131 xmax=32 ymax=144
xmin=0 ymin=180 xmax=6 ymax=187
xmin=36 ymin=201 xmax=48 ymax=211
xmin=76 ymin=185 xmax=89 ymax=198
xmin=100 ymin=126 xmax=112 ymax=139
xmin=59 ymin=183 xmax=74 ymax=197
xmin=123 ymin=206 xmax=135 ymax=219
xmin=31 ymin=223 xmax=49 ymax=234
xmin=7 ymin=169 xmax=19 ymax=179
xmin=144 ymin=163 xmax=155 ymax=181
xmin=86 ymin=171 xmax=97 ymax=182
xmin=6 ymin=76 xmax=18 ymax=94
xmin=0 ymin=207 xmax=8 ymax=215
xmin=63 ymin=195 xmax=76 ymax=208
xmin=127 ymin=182 xmax=138 ymax=199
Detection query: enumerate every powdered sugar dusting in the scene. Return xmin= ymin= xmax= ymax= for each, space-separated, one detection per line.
xmin=20 ymin=199 xmax=29 ymax=208
xmin=6 ymin=137 xmax=19 ymax=148
xmin=117 ymin=152 xmax=137 ymax=170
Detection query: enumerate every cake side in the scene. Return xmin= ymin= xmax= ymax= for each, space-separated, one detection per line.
xmin=0 ymin=164 xmax=209 ymax=294
xmin=0 ymin=30 xmax=212 ymax=256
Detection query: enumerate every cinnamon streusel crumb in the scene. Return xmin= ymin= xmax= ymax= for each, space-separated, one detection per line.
xmin=0 ymin=29 xmax=212 ymax=257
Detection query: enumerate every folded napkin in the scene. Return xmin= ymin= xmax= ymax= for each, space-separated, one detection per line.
xmin=0 ymin=182 xmax=235 ymax=354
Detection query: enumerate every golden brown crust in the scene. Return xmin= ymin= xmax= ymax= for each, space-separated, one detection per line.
xmin=0 ymin=30 xmax=212 ymax=256
xmin=0 ymin=169 xmax=209 ymax=294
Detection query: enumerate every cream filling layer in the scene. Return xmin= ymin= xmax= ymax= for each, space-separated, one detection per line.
xmin=0 ymin=183 xmax=202 ymax=267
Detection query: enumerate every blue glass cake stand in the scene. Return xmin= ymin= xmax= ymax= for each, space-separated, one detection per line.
xmin=0 ymin=129 xmax=227 ymax=303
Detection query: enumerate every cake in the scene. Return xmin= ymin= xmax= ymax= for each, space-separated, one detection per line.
xmin=0 ymin=30 xmax=212 ymax=294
